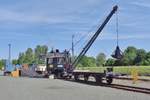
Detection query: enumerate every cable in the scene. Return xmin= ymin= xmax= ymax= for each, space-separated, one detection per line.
xmin=73 ymin=18 xmax=105 ymax=54
xmin=68 ymin=20 xmax=102 ymax=52
xmin=116 ymin=9 xmax=119 ymax=46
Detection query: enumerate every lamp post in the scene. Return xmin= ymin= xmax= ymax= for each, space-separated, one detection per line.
xmin=8 ymin=44 xmax=11 ymax=65
xmin=72 ymin=35 xmax=75 ymax=62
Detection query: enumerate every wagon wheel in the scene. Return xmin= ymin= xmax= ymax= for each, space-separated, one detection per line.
xmin=74 ymin=74 xmax=79 ymax=81
xmin=95 ymin=75 xmax=102 ymax=84
xmin=106 ymin=77 xmax=113 ymax=84
xmin=84 ymin=75 xmax=89 ymax=82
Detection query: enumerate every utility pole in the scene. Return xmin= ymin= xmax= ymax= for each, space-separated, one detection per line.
xmin=72 ymin=35 xmax=75 ymax=62
xmin=8 ymin=44 xmax=11 ymax=65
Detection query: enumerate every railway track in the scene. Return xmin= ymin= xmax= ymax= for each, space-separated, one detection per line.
xmin=63 ymin=78 xmax=150 ymax=94
xmin=106 ymin=84 xmax=150 ymax=94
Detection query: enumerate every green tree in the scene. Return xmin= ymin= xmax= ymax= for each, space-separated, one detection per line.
xmin=105 ymin=58 xmax=115 ymax=66
xmin=24 ymin=48 xmax=34 ymax=64
xmin=143 ymin=52 xmax=150 ymax=65
xmin=18 ymin=53 xmax=25 ymax=64
xmin=134 ymin=49 xmax=146 ymax=65
xmin=34 ymin=45 xmax=48 ymax=64
xmin=96 ymin=53 xmax=106 ymax=67
xmin=88 ymin=57 xmax=97 ymax=67
xmin=0 ymin=59 xmax=5 ymax=70
xmin=122 ymin=46 xmax=137 ymax=65
xmin=12 ymin=59 xmax=18 ymax=65
xmin=78 ymin=56 xmax=96 ymax=67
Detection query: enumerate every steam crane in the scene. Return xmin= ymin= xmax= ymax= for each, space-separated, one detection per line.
xmin=45 ymin=5 xmax=118 ymax=84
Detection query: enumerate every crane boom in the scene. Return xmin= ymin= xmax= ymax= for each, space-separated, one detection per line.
xmin=72 ymin=5 xmax=118 ymax=67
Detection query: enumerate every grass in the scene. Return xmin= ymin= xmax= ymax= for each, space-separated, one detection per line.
xmin=76 ymin=66 xmax=150 ymax=76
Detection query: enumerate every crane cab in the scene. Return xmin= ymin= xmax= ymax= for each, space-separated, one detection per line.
xmin=46 ymin=49 xmax=72 ymax=78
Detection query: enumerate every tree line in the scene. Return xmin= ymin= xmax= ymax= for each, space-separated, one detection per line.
xmin=78 ymin=46 xmax=150 ymax=67
xmin=0 ymin=45 xmax=150 ymax=70
xmin=0 ymin=45 xmax=48 ymax=70
xmin=16 ymin=45 xmax=48 ymax=65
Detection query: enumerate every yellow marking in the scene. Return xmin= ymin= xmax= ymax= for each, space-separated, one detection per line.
xmin=131 ymin=67 xmax=138 ymax=84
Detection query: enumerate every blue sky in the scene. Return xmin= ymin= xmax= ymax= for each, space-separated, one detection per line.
xmin=0 ymin=0 xmax=150 ymax=59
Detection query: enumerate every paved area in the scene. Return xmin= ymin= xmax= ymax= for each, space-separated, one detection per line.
xmin=0 ymin=76 xmax=149 ymax=100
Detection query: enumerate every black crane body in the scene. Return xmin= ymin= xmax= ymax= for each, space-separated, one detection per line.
xmin=45 ymin=5 xmax=118 ymax=84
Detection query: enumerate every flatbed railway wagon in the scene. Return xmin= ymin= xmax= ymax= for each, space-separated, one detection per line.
xmin=73 ymin=69 xmax=113 ymax=84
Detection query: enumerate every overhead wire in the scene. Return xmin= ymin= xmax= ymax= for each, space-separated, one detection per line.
xmin=68 ymin=19 xmax=102 ymax=52
xmin=74 ymin=18 xmax=105 ymax=55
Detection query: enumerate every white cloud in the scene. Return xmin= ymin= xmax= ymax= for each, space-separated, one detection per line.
xmin=99 ymin=32 xmax=150 ymax=40
xmin=131 ymin=1 xmax=150 ymax=8
xmin=0 ymin=9 xmax=78 ymax=24
xmin=0 ymin=0 xmax=106 ymax=25
xmin=0 ymin=32 xmax=34 ymax=40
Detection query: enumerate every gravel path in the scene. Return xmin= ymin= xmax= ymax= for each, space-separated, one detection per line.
xmin=0 ymin=76 xmax=149 ymax=100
